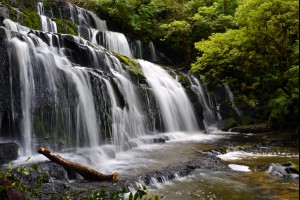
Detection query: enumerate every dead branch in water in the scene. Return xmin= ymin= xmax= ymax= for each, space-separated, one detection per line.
xmin=37 ymin=147 xmax=119 ymax=182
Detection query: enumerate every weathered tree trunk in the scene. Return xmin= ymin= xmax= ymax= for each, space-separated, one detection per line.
xmin=37 ymin=147 xmax=119 ymax=181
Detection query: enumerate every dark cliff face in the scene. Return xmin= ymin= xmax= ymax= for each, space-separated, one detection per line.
xmin=0 ymin=29 xmax=10 ymax=112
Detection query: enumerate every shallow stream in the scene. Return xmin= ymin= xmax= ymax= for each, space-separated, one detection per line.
xmin=12 ymin=130 xmax=299 ymax=199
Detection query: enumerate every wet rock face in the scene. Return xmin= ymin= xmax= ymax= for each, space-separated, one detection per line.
xmin=0 ymin=142 xmax=19 ymax=165
xmin=266 ymin=163 xmax=299 ymax=178
xmin=0 ymin=28 xmax=11 ymax=112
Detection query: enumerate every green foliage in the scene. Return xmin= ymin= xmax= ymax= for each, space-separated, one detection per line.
xmin=192 ymin=0 xmax=238 ymax=39
xmin=268 ymin=66 xmax=299 ymax=129
xmin=192 ymin=0 xmax=299 ymax=129
xmin=89 ymin=185 xmax=163 ymax=200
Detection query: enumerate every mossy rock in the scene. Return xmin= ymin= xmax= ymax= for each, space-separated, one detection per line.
xmin=238 ymin=116 xmax=257 ymax=125
xmin=20 ymin=8 xmax=40 ymax=30
xmin=113 ymin=53 xmax=143 ymax=77
xmin=230 ymin=123 xmax=270 ymax=133
xmin=177 ymin=74 xmax=190 ymax=88
xmin=217 ymin=117 xmax=237 ymax=131
xmin=53 ymin=18 xmax=77 ymax=36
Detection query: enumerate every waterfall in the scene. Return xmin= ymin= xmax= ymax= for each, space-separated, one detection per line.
xmin=9 ymin=38 xmax=35 ymax=156
xmin=139 ymin=60 xmax=198 ymax=132
xmin=0 ymin=2 xmax=212 ymax=164
xmin=224 ymin=84 xmax=242 ymax=116
xmin=3 ymin=19 xmax=101 ymax=154
xmin=87 ymin=11 xmax=108 ymax=31
xmin=105 ymin=55 xmax=146 ymax=150
xmin=37 ymin=2 xmax=57 ymax=33
xmin=187 ymin=76 xmax=222 ymax=132
xmin=3 ymin=19 xmax=29 ymax=33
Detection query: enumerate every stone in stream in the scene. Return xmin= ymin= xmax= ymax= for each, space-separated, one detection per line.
xmin=265 ymin=163 xmax=299 ymax=178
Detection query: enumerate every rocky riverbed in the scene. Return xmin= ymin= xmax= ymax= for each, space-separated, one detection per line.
xmin=1 ymin=130 xmax=299 ymax=199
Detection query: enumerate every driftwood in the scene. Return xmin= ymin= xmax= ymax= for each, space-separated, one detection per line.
xmin=37 ymin=147 xmax=119 ymax=181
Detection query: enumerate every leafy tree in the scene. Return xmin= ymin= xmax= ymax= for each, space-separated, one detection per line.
xmin=192 ymin=0 xmax=299 ymax=129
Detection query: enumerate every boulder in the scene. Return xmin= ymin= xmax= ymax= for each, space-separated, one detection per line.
xmin=0 ymin=142 xmax=19 ymax=165
xmin=230 ymin=123 xmax=270 ymax=133
xmin=0 ymin=180 xmax=24 ymax=200
xmin=265 ymin=163 xmax=299 ymax=178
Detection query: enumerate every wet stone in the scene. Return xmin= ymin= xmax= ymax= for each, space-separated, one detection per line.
xmin=265 ymin=163 xmax=299 ymax=178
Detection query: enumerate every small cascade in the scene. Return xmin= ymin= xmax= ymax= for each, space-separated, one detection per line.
xmin=105 ymin=55 xmax=146 ymax=150
xmin=67 ymin=3 xmax=136 ymax=59
xmin=37 ymin=2 xmax=57 ymax=33
xmin=224 ymin=84 xmax=242 ymax=116
xmin=131 ymin=40 xmax=143 ymax=59
xmin=3 ymin=19 xmax=29 ymax=33
xmin=188 ymin=76 xmax=219 ymax=126
xmin=87 ymin=11 xmax=108 ymax=31
xmin=8 ymin=37 xmax=35 ymax=156
xmin=149 ymin=41 xmax=159 ymax=63
xmin=101 ymin=31 xmax=133 ymax=58
xmin=139 ymin=60 xmax=198 ymax=132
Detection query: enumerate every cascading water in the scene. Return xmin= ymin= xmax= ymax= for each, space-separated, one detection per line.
xmin=0 ymin=1 xmax=210 ymax=168
xmin=224 ymin=84 xmax=242 ymax=116
xmin=9 ymin=37 xmax=35 ymax=156
xmin=3 ymin=19 xmax=101 ymax=154
xmin=101 ymin=32 xmax=133 ymax=58
xmin=188 ymin=76 xmax=220 ymax=126
xmin=139 ymin=60 xmax=199 ymax=132
xmin=66 ymin=3 xmax=160 ymax=62
xmin=37 ymin=2 xmax=57 ymax=33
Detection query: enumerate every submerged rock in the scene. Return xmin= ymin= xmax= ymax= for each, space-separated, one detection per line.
xmin=134 ymin=152 xmax=229 ymax=186
xmin=265 ymin=163 xmax=299 ymax=178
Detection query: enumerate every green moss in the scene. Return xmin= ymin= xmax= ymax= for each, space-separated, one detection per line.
xmin=9 ymin=7 xmax=19 ymax=22
xmin=177 ymin=74 xmax=190 ymax=88
xmin=21 ymin=8 xmax=40 ymax=30
xmin=114 ymin=53 xmax=144 ymax=77
xmin=53 ymin=18 xmax=77 ymax=36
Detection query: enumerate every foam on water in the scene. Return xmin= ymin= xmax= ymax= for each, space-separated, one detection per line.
xmin=228 ymin=164 xmax=251 ymax=172
xmin=218 ymin=151 xmax=299 ymax=161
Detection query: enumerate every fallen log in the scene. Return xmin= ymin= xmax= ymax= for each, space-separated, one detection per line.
xmin=37 ymin=147 xmax=119 ymax=182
